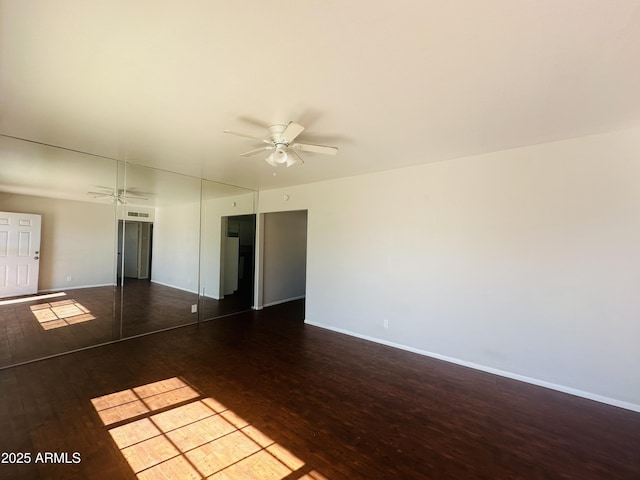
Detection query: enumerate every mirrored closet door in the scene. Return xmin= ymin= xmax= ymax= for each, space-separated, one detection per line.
xmin=0 ymin=135 xmax=258 ymax=368
xmin=0 ymin=135 xmax=119 ymax=367
xmin=117 ymin=162 xmax=202 ymax=338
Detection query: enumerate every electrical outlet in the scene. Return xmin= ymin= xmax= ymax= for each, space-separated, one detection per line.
xmin=66 ymin=276 xmax=72 ymax=282
xmin=383 ymin=319 xmax=389 ymax=329
xmin=191 ymin=304 xmax=198 ymax=313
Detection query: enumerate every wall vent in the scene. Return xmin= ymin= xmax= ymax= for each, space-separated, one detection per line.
xmin=127 ymin=212 xmax=149 ymax=218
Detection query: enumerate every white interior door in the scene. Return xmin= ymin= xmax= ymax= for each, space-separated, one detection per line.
xmin=0 ymin=212 xmax=42 ymax=298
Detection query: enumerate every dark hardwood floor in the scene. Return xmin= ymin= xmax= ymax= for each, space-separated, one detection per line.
xmin=0 ymin=281 xmax=252 ymax=368
xmin=1 ymin=300 xmax=639 ymax=479
xmin=0 ymin=287 xmax=117 ymax=367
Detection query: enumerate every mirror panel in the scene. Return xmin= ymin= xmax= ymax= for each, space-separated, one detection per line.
xmin=0 ymin=135 xmax=257 ymax=368
xmin=118 ymin=162 xmax=202 ymax=337
xmin=0 ymin=135 xmax=118 ymax=367
xmin=200 ymin=180 xmax=256 ymax=320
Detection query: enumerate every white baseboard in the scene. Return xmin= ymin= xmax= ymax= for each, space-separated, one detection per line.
xmin=150 ymin=280 xmax=198 ymax=295
xmin=39 ymin=283 xmax=114 ymax=293
xmin=304 ymin=320 xmax=640 ymax=414
xmin=201 ymin=293 xmax=222 ymax=300
xmin=263 ymin=295 xmax=305 ymax=308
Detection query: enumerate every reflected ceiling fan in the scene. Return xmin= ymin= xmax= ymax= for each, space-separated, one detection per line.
xmin=87 ymin=187 xmax=149 ymax=204
xmin=223 ymin=121 xmax=338 ymax=167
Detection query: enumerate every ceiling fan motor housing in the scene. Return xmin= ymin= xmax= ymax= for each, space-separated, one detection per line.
xmin=268 ymin=124 xmax=288 ymax=144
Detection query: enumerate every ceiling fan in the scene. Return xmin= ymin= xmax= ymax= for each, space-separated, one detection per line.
xmin=223 ymin=121 xmax=338 ymax=167
xmin=87 ymin=187 xmax=149 ymax=204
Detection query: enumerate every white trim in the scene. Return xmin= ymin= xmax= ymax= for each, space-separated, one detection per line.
xmin=263 ymin=295 xmax=305 ymax=308
xmin=39 ymin=283 xmax=114 ymax=293
xmin=201 ymin=292 xmax=223 ymax=300
xmin=150 ymin=279 xmax=198 ymax=295
xmin=304 ymin=320 xmax=640 ymax=413
xmin=253 ymin=211 xmax=265 ymax=310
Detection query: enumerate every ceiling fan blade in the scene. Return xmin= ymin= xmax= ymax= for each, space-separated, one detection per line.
xmin=291 ymin=143 xmax=338 ymax=155
xmin=87 ymin=191 xmax=110 ymax=197
xmin=222 ymin=130 xmax=265 ymax=141
xmin=124 ymin=188 xmax=154 ymax=196
xmin=238 ymin=116 xmax=271 ymax=129
xmin=240 ymin=146 xmax=273 ymax=157
xmin=287 ymin=149 xmax=304 ymax=167
xmin=281 ymin=122 xmax=305 ymax=143
xmin=121 ymin=194 xmax=149 ymax=201
xmin=265 ymin=154 xmax=277 ymax=167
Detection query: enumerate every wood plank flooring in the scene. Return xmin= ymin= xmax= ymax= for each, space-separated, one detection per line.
xmin=1 ymin=300 xmax=639 ymax=479
xmin=0 ymin=280 xmax=252 ymax=368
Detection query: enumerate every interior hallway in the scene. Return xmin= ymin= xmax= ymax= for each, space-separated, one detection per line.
xmin=1 ymin=300 xmax=639 ymax=479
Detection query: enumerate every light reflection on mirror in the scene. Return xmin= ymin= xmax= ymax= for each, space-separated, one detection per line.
xmin=91 ymin=378 xmax=329 ymax=479
xmin=0 ymin=291 xmax=66 ymax=306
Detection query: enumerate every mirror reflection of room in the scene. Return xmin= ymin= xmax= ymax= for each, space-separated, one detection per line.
xmin=0 ymin=134 xmax=257 ymax=368
xmin=0 ymin=135 xmax=119 ymax=366
xmin=117 ymin=162 xmax=202 ymax=338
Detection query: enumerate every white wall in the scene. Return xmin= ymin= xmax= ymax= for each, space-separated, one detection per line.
xmin=262 ymin=210 xmax=307 ymax=306
xmin=0 ymin=193 xmax=116 ymax=290
xmin=258 ymin=127 xmax=640 ymax=411
xmin=151 ymin=201 xmax=200 ymax=293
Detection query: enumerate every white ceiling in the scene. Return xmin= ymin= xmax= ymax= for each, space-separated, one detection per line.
xmin=1 ymin=0 xmax=639 ymax=192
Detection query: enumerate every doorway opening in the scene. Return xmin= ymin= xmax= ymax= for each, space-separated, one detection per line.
xmin=259 ymin=210 xmax=308 ymax=308
xmin=221 ymin=214 xmax=256 ymax=305
xmin=117 ymin=220 xmax=153 ymax=284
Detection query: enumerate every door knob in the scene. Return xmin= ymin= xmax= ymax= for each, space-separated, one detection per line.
xmin=34 ymin=256 xmax=39 ymax=260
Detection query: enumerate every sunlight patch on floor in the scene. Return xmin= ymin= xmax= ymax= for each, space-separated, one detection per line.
xmin=91 ymin=378 xmax=200 ymax=426
xmin=30 ymin=299 xmax=95 ymax=330
xmin=92 ymin=377 xmax=329 ymax=479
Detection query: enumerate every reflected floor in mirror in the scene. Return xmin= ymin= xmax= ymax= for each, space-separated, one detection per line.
xmin=0 ymin=281 xmax=253 ymax=368
xmin=120 ymin=278 xmax=254 ymax=337
xmin=0 ymin=287 xmax=117 ymax=367
xmin=118 ymin=279 xmax=199 ymax=338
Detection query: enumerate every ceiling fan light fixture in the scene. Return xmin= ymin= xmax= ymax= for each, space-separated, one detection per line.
xmin=285 ymin=156 xmax=297 ymax=167
xmin=266 ymin=147 xmax=289 ymax=167
xmin=274 ymin=147 xmax=288 ymax=164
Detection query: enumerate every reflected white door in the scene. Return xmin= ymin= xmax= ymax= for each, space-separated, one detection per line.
xmin=0 ymin=212 xmax=42 ymax=298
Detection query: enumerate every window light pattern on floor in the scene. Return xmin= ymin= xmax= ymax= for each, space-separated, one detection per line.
xmin=91 ymin=377 xmax=328 ymax=480
xmin=30 ymin=299 xmax=95 ymax=330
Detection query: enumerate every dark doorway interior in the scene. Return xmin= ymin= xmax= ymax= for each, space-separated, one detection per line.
xmin=225 ymin=214 xmax=256 ymax=305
